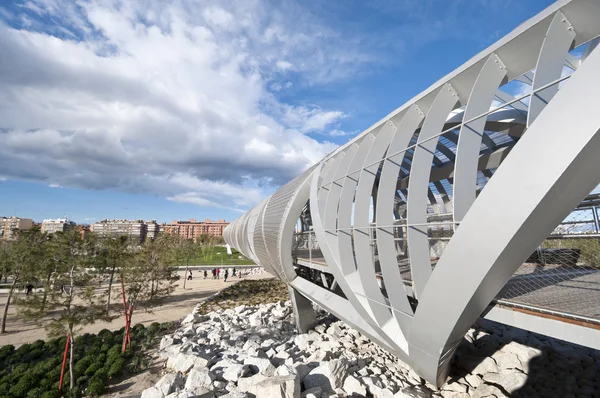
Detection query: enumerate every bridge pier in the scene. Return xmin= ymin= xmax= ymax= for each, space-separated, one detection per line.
xmin=288 ymin=286 xmax=317 ymax=334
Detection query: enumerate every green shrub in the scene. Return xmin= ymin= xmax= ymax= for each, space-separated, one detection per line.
xmin=107 ymin=357 xmax=126 ymax=378
xmin=86 ymin=376 xmax=106 ymax=397
xmin=27 ymin=387 xmax=45 ymax=398
xmin=75 ymin=356 xmax=95 ymax=376
xmin=40 ymin=376 xmax=55 ymax=390
xmin=9 ymin=373 xmax=39 ymax=397
xmin=40 ymin=390 xmax=61 ymax=398
xmin=85 ymin=361 xmax=104 ymax=376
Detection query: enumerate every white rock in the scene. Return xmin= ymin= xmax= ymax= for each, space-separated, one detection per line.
xmin=237 ymin=373 xmax=268 ymax=392
xmin=303 ymin=358 xmax=349 ymax=391
xmin=276 ymin=364 xmax=297 ymax=376
xmin=245 ymin=356 xmax=276 ymax=376
xmin=155 ymin=372 xmax=185 ymax=396
xmin=441 ymin=381 xmax=468 ymax=394
xmin=440 ymin=392 xmax=470 ymax=398
xmin=482 ymin=371 xmax=527 ymax=393
xmin=472 ymin=357 xmax=499 ymax=376
xmin=166 ymin=353 xmax=210 ymax=373
xmin=491 ymin=351 xmax=522 ymax=371
xmin=222 ymin=364 xmax=251 ymax=382
xmin=394 ymin=385 xmax=432 ymax=398
xmin=182 ymin=313 xmax=201 ymax=325
xmin=164 ymin=391 xmax=199 ymax=398
xmin=220 ymin=390 xmax=250 ymax=398
xmin=294 ymin=334 xmax=314 ymax=351
xmin=234 ymin=304 xmax=247 ymax=313
xmin=141 ymin=387 xmax=164 ymax=398
xmin=343 ymin=375 xmax=367 ymax=397
xmin=184 ymin=368 xmax=215 ymax=393
xmin=251 ymin=375 xmax=300 ymax=398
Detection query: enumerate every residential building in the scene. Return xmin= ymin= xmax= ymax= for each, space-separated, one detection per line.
xmin=41 ymin=218 xmax=76 ymax=234
xmin=0 ymin=216 xmax=33 ymax=240
xmin=146 ymin=220 xmax=160 ymax=240
xmin=91 ymin=219 xmax=147 ymax=243
xmin=164 ymin=218 xmax=229 ymax=241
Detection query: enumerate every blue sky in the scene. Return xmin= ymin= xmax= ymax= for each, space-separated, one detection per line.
xmin=0 ymin=0 xmax=554 ymax=224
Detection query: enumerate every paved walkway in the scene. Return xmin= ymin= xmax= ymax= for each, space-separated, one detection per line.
xmin=0 ymin=271 xmax=268 ymax=347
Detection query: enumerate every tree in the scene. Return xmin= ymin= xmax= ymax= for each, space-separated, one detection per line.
xmin=1 ymin=229 xmax=43 ymax=334
xmin=177 ymin=238 xmax=199 ymax=289
xmin=98 ymin=235 xmax=131 ymax=313
xmin=120 ymin=234 xmax=179 ymax=348
xmin=20 ymin=229 xmax=113 ymax=391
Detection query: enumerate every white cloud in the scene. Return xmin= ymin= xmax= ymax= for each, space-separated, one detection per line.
xmin=0 ymin=0 xmax=370 ymax=212
xmin=276 ymin=60 xmax=293 ymax=70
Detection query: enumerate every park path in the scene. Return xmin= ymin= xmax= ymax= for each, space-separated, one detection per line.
xmin=0 ymin=270 xmax=267 ymax=347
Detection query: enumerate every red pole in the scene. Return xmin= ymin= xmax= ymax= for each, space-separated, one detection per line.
xmin=126 ymin=303 xmax=134 ymax=351
xmin=59 ymin=332 xmax=70 ymax=390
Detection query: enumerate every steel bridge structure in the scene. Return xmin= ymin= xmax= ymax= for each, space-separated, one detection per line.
xmin=224 ymin=0 xmax=600 ymax=387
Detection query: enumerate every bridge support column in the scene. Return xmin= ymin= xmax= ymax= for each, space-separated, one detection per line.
xmin=288 ymin=286 xmax=317 ymax=333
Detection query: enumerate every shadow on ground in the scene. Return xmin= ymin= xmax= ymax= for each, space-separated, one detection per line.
xmin=446 ymin=319 xmax=600 ymax=397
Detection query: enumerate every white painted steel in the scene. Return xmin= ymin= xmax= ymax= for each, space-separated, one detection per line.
xmin=223 ymin=0 xmax=600 ymax=388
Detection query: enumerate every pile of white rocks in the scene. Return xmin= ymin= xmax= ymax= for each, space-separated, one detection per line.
xmin=142 ymin=301 xmax=600 ymax=398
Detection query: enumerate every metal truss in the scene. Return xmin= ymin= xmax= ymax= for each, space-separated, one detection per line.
xmin=225 ymin=0 xmax=600 ymax=387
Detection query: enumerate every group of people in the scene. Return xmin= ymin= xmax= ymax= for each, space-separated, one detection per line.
xmin=186 ymin=267 xmax=241 ymax=283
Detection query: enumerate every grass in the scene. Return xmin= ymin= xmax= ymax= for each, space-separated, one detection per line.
xmin=197 ymin=278 xmax=289 ymax=314
xmin=185 ymin=245 xmax=255 ymax=266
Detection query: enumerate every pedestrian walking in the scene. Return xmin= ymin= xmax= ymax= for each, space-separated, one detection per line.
xmin=216 ymin=268 xmax=220 ymax=279
xmin=204 ymin=270 xmax=208 ymax=279
xmin=212 ymin=268 xmax=216 ymax=279
xmin=26 ymin=283 xmax=34 ymax=296
xmin=232 ymin=268 xmax=236 ymax=277
xmin=224 ymin=269 xmax=229 ymax=282
xmin=187 ymin=270 xmax=193 ymax=281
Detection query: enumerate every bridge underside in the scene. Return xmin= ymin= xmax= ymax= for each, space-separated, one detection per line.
xmin=224 ymin=0 xmax=600 ymax=388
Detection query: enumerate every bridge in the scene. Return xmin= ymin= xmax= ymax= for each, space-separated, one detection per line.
xmin=224 ymin=0 xmax=600 ymax=388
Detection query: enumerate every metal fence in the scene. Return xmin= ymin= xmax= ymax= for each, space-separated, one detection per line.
xmin=496 ymin=194 xmax=600 ymax=322
xmin=292 ymin=194 xmax=600 ymax=323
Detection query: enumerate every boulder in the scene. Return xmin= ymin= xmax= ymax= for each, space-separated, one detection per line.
xmin=141 ymin=387 xmax=164 ymax=398
xmin=167 ymin=353 xmax=210 ymax=373
xmin=343 ymin=375 xmax=367 ymax=397
xmin=394 ymin=385 xmax=432 ymax=398
xmin=244 ymin=356 xmax=276 ymax=376
xmin=251 ymin=375 xmax=300 ymax=398
xmin=155 ymin=372 xmax=185 ymax=396
xmin=303 ymin=358 xmax=349 ymax=392
xmin=222 ymin=364 xmax=251 ymax=382
xmin=184 ymin=368 xmax=215 ymax=393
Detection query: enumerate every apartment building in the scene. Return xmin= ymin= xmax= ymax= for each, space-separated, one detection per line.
xmin=0 ymin=216 xmax=33 ymax=240
xmin=41 ymin=218 xmax=76 ymax=234
xmin=146 ymin=220 xmax=160 ymax=240
xmin=91 ymin=219 xmax=147 ymax=243
xmin=164 ymin=218 xmax=229 ymax=241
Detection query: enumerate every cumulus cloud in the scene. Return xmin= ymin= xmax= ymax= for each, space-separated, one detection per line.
xmin=0 ymin=0 xmax=378 ymax=211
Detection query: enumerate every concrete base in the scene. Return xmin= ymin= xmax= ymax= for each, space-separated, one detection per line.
xmin=288 ymin=285 xmax=317 ymax=333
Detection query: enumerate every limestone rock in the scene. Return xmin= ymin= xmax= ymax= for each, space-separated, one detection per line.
xmin=141 ymin=387 xmax=164 ymax=398
xmin=251 ymin=374 xmax=300 ymax=398
xmin=245 ymin=356 xmax=276 ymax=376
xmin=167 ymin=353 xmax=210 ymax=373
xmin=155 ymin=372 xmax=185 ymax=396
xmin=303 ymin=358 xmax=349 ymax=392
xmin=482 ymin=371 xmax=527 ymax=393
xmin=343 ymin=375 xmax=367 ymax=397
xmin=184 ymin=368 xmax=215 ymax=393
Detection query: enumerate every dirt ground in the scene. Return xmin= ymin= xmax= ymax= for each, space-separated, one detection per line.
xmin=0 ymin=270 xmax=268 ymax=347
